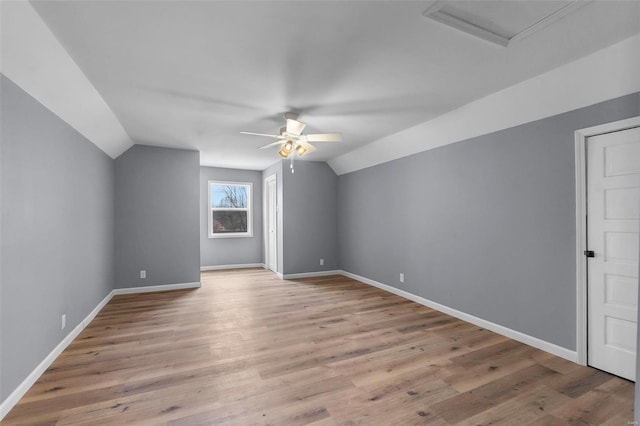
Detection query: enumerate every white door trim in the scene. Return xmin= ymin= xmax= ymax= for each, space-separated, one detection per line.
xmin=263 ymin=173 xmax=278 ymax=273
xmin=574 ymin=116 xmax=640 ymax=365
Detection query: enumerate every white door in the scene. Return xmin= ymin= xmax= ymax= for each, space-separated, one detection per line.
xmin=587 ymin=125 xmax=640 ymax=381
xmin=265 ymin=175 xmax=277 ymax=272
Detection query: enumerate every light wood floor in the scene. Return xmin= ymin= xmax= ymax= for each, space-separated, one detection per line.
xmin=4 ymin=269 xmax=634 ymax=425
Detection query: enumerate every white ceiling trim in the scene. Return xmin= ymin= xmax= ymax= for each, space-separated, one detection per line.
xmin=0 ymin=0 xmax=132 ymax=159
xmin=422 ymin=1 xmax=589 ymax=47
xmin=329 ymin=33 xmax=640 ymax=176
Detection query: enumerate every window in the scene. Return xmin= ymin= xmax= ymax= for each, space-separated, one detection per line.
xmin=208 ymin=181 xmax=253 ymax=238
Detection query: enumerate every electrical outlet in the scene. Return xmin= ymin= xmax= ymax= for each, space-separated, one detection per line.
xmin=320 ymin=258 xmax=325 ymax=266
xmin=140 ymin=270 xmax=146 ymax=279
xmin=61 ymin=314 xmax=66 ymax=330
xmin=399 ymin=273 xmax=405 ymax=283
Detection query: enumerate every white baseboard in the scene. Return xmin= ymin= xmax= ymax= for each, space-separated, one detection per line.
xmin=113 ymin=281 xmax=201 ymax=295
xmin=283 ymin=270 xmax=342 ymax=279
xmin=339 ymin=270 xmax=578 ymax=363
xmin=0 ymin=280 xmax=201 ymax=421
xmin=201 ymin=263 xmax=265 ymax=271
xmin=276 ymin=272 xmax=284 ymax=279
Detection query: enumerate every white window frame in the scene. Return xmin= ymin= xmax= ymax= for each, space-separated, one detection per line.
xmin=208 ymin=180 xmax=253 ymax=238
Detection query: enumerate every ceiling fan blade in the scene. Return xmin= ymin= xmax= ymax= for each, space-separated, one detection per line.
xmin=240 ymin=131 xmax=282 ymax=138
xmin=306 ymin=133 xmax=342 ymax=142
xmin=286 ymin=119 xmax=306 ymax=136
xmin=297 ymin=140 xmax=317 ymax=153
xmin=259 ymin=141 xmax=283 ymax=149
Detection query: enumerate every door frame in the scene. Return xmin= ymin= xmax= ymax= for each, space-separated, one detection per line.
xmin=263 ymin=173 xmax=278 ymax=273
xmin=574 ymin=116 xmax=640 ymax=365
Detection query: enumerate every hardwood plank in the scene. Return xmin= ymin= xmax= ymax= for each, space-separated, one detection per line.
xmin=551 ymin=378 xmax=635 ymax=425
xmin=455 ymin=384 xmax=571 ymax=426
xmin=546 ymin=365 xmax=615 ymax=398
xmin=2 ymin=269 xmax=634 ymax=425
xmin=431 ymin=364 xmax=559 ymax=423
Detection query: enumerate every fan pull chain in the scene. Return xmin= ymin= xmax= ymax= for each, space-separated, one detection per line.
xmin=290 ymin=153 xmax=294 ymax=173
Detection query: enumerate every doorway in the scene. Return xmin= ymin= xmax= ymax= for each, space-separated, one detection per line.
xmin=576 ymin=117 xmax=640 ymax=381
xmin=264 ymin=174 xmax=278 ymax=273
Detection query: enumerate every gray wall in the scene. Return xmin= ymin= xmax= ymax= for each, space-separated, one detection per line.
xmin=114 ymin=145 xmax=200 ymax=288
xmin=282 ymin=161 xmax=338 ymax=275
xmin=0 ymin=75 xmax=115 ymax=401
xmin=634 ymin=98 xmax=640 ymax=424
xmin=262 ymin=161 xmax=284 ymax=274
xmin=338 ymin=93 xmax=640 ymax=350
xmin=200 ymin=166 xmax=263 ymax=267
xmin=636 ymin=226 xmax=640 ymax=422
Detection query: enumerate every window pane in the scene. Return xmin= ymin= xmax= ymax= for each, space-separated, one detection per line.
xmin=212 ymin=210 xmax=248 ymax=233
xmin=211 ymin=185 xmax=247 ymax=208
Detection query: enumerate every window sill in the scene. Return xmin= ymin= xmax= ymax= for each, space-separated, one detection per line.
xmin=209 ymin=233 xmax=253 ymax=239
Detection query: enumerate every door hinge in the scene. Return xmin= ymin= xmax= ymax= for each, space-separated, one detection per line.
xmin=584 ymin=250 xmax=595 ymax=258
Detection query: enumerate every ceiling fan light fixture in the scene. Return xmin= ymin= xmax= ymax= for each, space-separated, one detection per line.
xmin=241 ymin=112 xmax=341 ymax=160
xmin=278 ymin=146 xmax=290 ymax=158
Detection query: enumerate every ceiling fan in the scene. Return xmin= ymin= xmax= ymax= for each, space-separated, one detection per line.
xmin=240 ymin=112 xmax=342 ymax=159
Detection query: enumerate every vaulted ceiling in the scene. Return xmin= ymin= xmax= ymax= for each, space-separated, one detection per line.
xmin=4 ymin=1 xmax=640 ymax=170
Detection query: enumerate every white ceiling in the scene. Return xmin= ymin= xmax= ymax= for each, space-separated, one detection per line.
xmin=17 ymin=1 xmax=640 ymax=170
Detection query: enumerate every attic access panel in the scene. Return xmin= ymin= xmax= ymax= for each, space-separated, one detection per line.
xmin=423 ymin=1 xmax=588 ymax=47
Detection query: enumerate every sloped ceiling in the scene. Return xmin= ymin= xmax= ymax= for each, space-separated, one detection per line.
xmin=2 ymin=1 xmax=640 ymax=172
